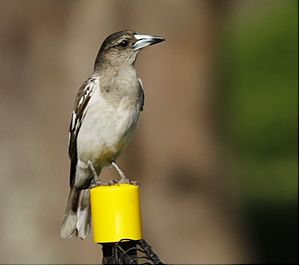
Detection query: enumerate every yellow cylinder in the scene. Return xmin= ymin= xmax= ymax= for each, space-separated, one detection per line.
xmin=90 ymin=184 xmax=142 ymax=243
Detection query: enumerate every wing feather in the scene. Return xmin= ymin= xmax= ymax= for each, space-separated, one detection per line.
xmin=138 ymin=78 xmax=145 ymax=111
xmin=68 ymin=77 xmax=96 ymax=187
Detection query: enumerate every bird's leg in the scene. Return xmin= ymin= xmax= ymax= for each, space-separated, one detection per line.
xmin=88 ymin=160 xmax=106 ymax=187
xmin=88 ymin=160 xmax=98 ymax=180
xmin=111 ymin=161 xmax=126 ymax=179
xmin=111 ymin=161 xmax=139 ymax=186
xmin=88 ymin=160 xmax=119 ymax=186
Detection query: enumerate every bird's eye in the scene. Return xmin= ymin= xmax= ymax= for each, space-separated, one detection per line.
xmin=120 ymin=40 xmax=128 ymax=47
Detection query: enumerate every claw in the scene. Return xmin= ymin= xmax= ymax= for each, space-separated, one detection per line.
xmin=90 ymin=178 xmax=107 ymax=188
xmin=107 ymin=179 xmax=119 ymax=186
xmin=90 ymin=178 xmax=123 ymax=188
xmin=118 ymin=177 xmax=139 ymax=186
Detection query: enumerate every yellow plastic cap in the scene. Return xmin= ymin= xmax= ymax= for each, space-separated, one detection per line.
xmin=90 ymin=184 xmax=142 ymax=243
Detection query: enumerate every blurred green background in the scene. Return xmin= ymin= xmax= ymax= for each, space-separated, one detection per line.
xmin=221 ymin=1 xmax=298 ymax=263
xmin=0 ymin=0 xmax=298 ymax=264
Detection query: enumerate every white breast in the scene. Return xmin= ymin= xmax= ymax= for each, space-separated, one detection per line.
xmin=76 ymin=78 xmax=140 ymax=166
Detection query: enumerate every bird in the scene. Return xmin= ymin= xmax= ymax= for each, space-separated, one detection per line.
xmin=60 ymin=30 xmax=165 ymax=239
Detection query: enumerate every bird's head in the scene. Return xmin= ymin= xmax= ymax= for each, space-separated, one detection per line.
xmin=95 ymin=30 xmax=165 ymax=69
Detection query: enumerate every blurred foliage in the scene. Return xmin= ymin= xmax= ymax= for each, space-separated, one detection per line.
xmin=224 ymin=1 xmax=298 ymax=202
xmin=221 ymin=1 xmax=298 ymax=264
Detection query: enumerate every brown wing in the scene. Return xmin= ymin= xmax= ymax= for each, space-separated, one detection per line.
xmin=68 ymin=77 xmax=96 ymax=187
xmin=138 ymin=78 xmax=145 ymax=111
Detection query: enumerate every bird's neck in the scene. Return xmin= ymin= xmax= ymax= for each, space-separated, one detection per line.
xmin=96 ymin=65 xmax=140 ymax=108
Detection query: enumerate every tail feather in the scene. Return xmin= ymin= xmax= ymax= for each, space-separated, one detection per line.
xmin=60 ymin=187 xmax=91 ymax=239
xmin=76 ymin=189 xmax=91 ymax=239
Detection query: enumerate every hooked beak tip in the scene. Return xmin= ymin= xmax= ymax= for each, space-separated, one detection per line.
xmin=133 ymin=34 xmax=165 ymax=51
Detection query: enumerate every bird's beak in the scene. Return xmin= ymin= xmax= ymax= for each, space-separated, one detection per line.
xmin=133 ymin=34 xmax=165 ymax=51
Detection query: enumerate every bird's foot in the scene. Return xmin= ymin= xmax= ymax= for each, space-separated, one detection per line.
xmin=110 ymin=161 xmax=139 ymax=186
xmin=107 ymin=179 xmax=119 ymax=186
xmin=90 ymin=178 xmax=102 ymax=188
xmin=90 ymin=178 xmax=108 ymax=188
xmin=118 ymin=177 xmax=139 ymax=186
xmin=90 ymin=178 xmax=120 ymax=187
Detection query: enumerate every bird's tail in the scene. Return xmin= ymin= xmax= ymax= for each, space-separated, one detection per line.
xmin=60 ymin=187 xmax=91 ymax=239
